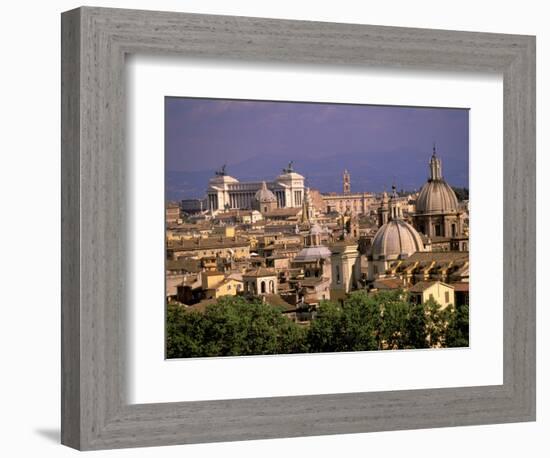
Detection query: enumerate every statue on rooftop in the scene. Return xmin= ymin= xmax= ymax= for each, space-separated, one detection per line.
xmin=215 ymin=164 xmax=227 ymax=176
xmin=282 ymin=161 xmax=295 ymax=173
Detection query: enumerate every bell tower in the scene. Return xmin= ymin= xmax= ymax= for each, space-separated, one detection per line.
xmin=343 ymin=169 xmax=351 ymax=195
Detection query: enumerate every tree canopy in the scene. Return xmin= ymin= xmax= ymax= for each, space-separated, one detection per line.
xmin=166 ymin=296 xmax=308 ymax=358
xmin=166 ymin=290 xmax=469 ymax=358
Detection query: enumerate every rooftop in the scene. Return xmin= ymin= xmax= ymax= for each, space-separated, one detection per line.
xmin=450 ymin=282 xmax=470 ymax=292
xmin=264 ymin=208 xmax=301 ymax=217
xmin=243 ymin=267 xmax=277 ymax=278
xmin=168 ymin=237 xmax=250 ymax=251
xmin=202 ymin=270 xmax=225 ymax=277
xmin=263 ymin=294 xmax=295 ymax=312
xmin=165 ymin=258 xmax=201 ymax=273
xmin=372 ymin=278 xmax=404 ymax=290
xmin=409 ymin=280 xmax=454 ymax=293
xmin=404 ymin=251 xmax=469 ymax=263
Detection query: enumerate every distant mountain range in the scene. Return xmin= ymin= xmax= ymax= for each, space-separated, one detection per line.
xmin=166 ymin=149 xmax=469 ymax=201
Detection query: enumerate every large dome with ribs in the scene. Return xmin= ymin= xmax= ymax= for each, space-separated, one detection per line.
xmin=416 ymin=180 xmax=459 ymax=214
xmin=370 ymin=219 xmax=424 ymax=260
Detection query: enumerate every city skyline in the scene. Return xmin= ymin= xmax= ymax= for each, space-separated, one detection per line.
xmin=166 ymin=97 xmax=469 ymax=200
xmin=165 ymin=97 xmax=470 ymax=358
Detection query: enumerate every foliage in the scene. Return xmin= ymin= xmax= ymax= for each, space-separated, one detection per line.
xmin=166 ymin=297 xmax=308 ymax=358
xmin=444 ymin=303 xmax=470 ymax=348
xmin=166 ymin=291 xmax=469 ymax=358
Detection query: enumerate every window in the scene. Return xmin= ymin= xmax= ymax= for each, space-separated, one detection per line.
xmin=261 ymin=281 xmax=266 ymax=294
xmin=445 ymin=291 xmax=450 ymax=303
xmin=336 ymin=265 xmax=341 ymax=284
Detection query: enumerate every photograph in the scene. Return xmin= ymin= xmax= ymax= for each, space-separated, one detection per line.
xmin=164 ymin=97 xmax=470 ymax=358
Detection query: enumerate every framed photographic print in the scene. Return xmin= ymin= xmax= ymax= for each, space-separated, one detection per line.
xmin=61 ymin=6 xmax=536 ymax=450
xmin=163 ymin=97 xmax=470 ymax=360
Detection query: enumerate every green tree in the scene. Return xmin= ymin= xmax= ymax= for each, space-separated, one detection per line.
xmin=423 ymin=298 xmax=448 ymax=347
xmin=339 ymin=291 xmax=379 ymax=351
xmin=166 ymin=296 xmax=308 ymax=358
xmin=167 ymin=290 xmax=465 ymax=358
xmin=445 ymin=303 xmax=470 ymax=348
xmin=307 ymin=301 xmax=345 ymax=352
xmin=166 ymin=303 xmax=208 ymax=358
xmin=407 ymin=301 xmax=429 ymax=349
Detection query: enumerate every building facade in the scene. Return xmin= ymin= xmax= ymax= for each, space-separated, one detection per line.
xmin=321 ymin=170 xmax=375 ymax=216
xmin=242 ymin=267 xmax=278 ymax=295
xmin=166 ymin=202 xmax=181 ymax=224
xmin=330 ymin=240 xmax=362 ymax=302
xmin=409 ymin=280 xmax=455 ymax=309
xmin=206 ymin=163 xmax=305 ymax=213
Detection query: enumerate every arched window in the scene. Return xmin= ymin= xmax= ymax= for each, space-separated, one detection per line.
xmin=336 ymin=265 xmax=341 ymax=284
xmin=269 ymin=280 xmax=274 ymax=293
xmin=260 ymin=281 xmax=266 ymax=294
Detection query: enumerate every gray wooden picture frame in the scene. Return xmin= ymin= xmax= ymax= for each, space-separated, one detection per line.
xmin=61 ymin=6 xmax=536 ymax=451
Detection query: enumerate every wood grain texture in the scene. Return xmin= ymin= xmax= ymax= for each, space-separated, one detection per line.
xmin=61 ymin=6 xmax=536 ymax=450
xmin=60 ymin=7 xmax=81 ymax=450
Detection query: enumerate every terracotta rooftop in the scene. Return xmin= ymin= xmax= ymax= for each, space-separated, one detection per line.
xmin=409 ymin=280 xmax=454 ymax=293
xmin=263 ymin=294 xmax=295 ymax=312
xmin=372 ymin=278 xmax=404 ymax=290
xmin=165 ymin=258 xmax=201 ymax=273
xmin=450 ymin=282 xmax=470 ymax=292
xmin=202 ymin=270 xmax=225 ymax=277
xmin=243 ymin=267 xmax=277 ymax=278
xmin=168 ymin=237 xmax=249 ymax=251
xmin=264 ymin=208 xmax=301 ymax=217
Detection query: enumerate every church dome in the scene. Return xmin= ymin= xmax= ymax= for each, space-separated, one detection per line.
xmin=254 ymin=181 xmax=277 ymax=203
xmin=293 ymin=246 xmax=332 ymax=263
xmin=370 ymin=219 xmax=424 ymax=260
xmin=416 ymin=180 xmax=458 ymax=214
xmin=415 ymin=146 xmax=459 ymax=214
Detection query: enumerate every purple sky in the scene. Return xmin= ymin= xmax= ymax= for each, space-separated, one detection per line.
xmin=165 ymin=97 xmax=469 ymax=200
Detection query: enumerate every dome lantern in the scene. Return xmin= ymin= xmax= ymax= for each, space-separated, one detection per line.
xmin=416 ymin=147 xmax=458 ymax=214
xmin=429 ymin=144 xmax=443 ymax=181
